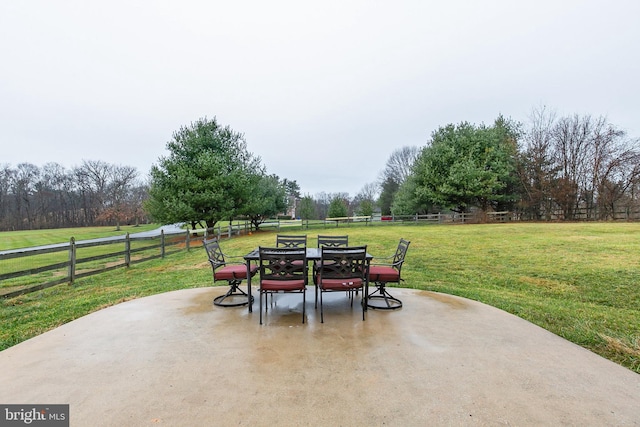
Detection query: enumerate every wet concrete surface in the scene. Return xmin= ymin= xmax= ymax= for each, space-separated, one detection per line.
xmin=0 ymin=287 xmax=638 ymax=426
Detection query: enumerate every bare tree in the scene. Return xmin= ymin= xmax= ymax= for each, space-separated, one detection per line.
xmin=126 ymin=182 xmax=149 ymax=226
xmin=553 ymin=115 xmax=640 ymax=220
xmin=74 ymin=160 xmax=112 ymax=225
xmin=592 ymin=133 xmax=640 ymax=219
xmin=314 ymin=192 xmax=330 ymax=220
xmin=101 ymin=165 xmax=139 ymax=230
xmin=11 ymin=163 xmax=40 ymax=229
xmin=353 ymin=183 xmax=378 ymax=216
xmin=520 ymin=108 xmax=640 ymax=220
xmin=33 ymin=162 xmax=69 ymax=228
xmin=0 ymin=164 xmax=15 ymax=229
xmin=356 ymin=182 xmax=378 ymax=201
xmin=379 ymin=146 xmax=420 ymax=185
xmin=377 ymin=146 xmax=419 ymax=216
xmin=551 ymin=115 xmax=594 ymax=219
xmin=518 ymin=106 xmax=558 ymax=219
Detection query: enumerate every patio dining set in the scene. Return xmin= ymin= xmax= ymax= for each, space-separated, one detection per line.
xmin=203 ymin=234 xmax=410 ymax=324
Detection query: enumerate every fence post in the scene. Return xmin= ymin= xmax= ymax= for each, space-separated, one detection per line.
xmin=185 ymin=229 xmax=191 ymax=251
xmin=161 ymin=230 xmax=165 ymax=258
xmin=68 ymin=237 xmax=76 ymax=285
xmin=125 ymin=233 xmax=131 ymax=267
xmin=217 ymin=226 xmax=221 ymax=240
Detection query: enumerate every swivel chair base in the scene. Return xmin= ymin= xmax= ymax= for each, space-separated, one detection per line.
xmin=367 ymin=285 xmax=403 ymax=310
xmin=213 ymin=281 xmax=254 ymax=307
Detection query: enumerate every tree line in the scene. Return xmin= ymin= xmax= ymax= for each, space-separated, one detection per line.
xmin=0 ymin=160 xmax=147 ymax=231
xmin=3 ymin=108 xmax=639 ymax=232
xmin=377 ymin=108 xmax=640 ymax=221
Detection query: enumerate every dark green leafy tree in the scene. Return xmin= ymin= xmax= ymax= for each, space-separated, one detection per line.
xmin=327 ymin=194 xmax=348 ymax=218
xmin=378 ymin=177 xmax=399 ymax=215
xmin=242 ymin=174 xmax=288 ymax=230
xmin=391 ymin=175 xmax=424 ymax=215
xmin=145 ymin=117 xmax=263 ymax=229
xmin=282 ymin=179 xmax=301 ymax=198
xmin=298 ymin=195 xmax=316 ymax=220
xmin=413 ymin=117 xmax=520 ymax=212
xmin=282 ymin=178 xmax=301 ymax=218
xmin=357 ymin=200 xmax=374 ymax=217
xmin=492 ymin=115 xmax=524 ymax=212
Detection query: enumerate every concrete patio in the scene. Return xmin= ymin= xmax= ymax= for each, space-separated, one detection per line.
xmin=0 ymin=287 xmax=638 ymax=426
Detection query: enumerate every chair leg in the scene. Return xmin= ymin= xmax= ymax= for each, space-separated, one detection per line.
xmin=320 ymin=288 xmax=324 ymax=323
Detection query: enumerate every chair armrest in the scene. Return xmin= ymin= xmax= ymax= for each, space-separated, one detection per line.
xmin=224 ymin=254 xmax=258 ymax=265
xmin=370 ymin=258 xmax=403 ymax=268
xmin=370 ymin=262 xmax=396 ymax=268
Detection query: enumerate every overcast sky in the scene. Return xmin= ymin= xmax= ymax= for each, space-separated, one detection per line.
xmin=1 ymin=1 xmax=638 ymax=197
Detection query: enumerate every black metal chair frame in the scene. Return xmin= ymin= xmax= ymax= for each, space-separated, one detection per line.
xmin=258 ymin=247 xmax=308 ymax=325
xmin=367 ymin=238 xmax=410 ymax=310
xmin=316 ymin=246 xmax=369 ymax=323
xmin=275 ymin=234 xmax=308 ymax=248
xmin=203 ymin=238 xmax=255 ymax=307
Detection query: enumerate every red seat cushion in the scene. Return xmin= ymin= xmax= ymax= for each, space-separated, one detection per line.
xmin=319 ymin=278 xmax=363 ymax=290
xmin=260 ymin=279 xmax=306 ymax=291
xmin=368 ymin=266 xmax=399 ymax=282
xmin=215 ymin=264 xmax=257 ymax=280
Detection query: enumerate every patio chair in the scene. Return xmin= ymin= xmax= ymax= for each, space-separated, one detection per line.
xmin=276 ymin=234 xmax=307 ymax=248
xmin=314 ymin=235 xmax=349 ymax=302
xmin=258 ymin=247 xmax=308 ymax=325
xmin=316 ymin=246 xmax=369 ymax=323
xmin=367 ymin=238 xmax=410 ymax=310
xmin=203 ymin=238 xmax=258 ymax=307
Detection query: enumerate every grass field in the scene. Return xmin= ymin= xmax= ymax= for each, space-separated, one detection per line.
xmin=1 ymin=222 xmax=639 ymax=373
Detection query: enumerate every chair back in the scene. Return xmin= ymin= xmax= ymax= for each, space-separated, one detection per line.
xmin=258 ymin=247 xmax=308 ymax=282
xmin=319 ymin=246 xmax=368 ymax=281
xmin=317 ymin=235 xmax=348 ymax=248
xmin=276 ymin=234 xmax=307 ymax=248
xmin=392 ymin=239 xmax=411 ymax=272
xmin=203 ymin=238 xmax=225 ymax=270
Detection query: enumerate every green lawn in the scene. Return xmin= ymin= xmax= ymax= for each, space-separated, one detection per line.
xmin=1 ymin=222 xmax=639 ymax=373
